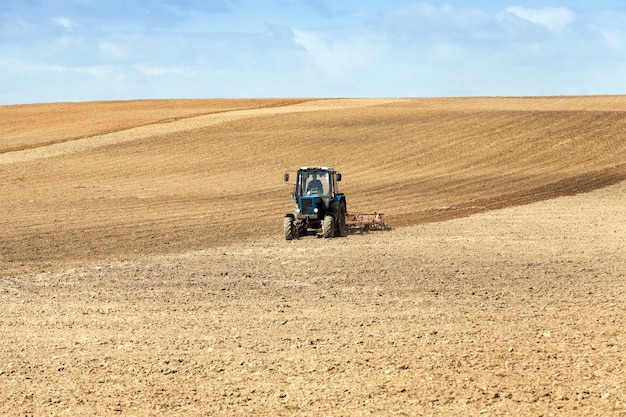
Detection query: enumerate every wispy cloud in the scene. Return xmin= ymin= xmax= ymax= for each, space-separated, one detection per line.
xmin=505 ymin=6 xmax=575 ymax=33
xmin=52 ymin=17 xmax=76 ymax=31
xmin=133 ymin=64 xmax=190 ymax=76
xmin=293 ymin=29 xmax=384 ymax=79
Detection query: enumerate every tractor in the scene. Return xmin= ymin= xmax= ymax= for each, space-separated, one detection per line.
xmin=283 ymin=166 xmax=347 ymax=239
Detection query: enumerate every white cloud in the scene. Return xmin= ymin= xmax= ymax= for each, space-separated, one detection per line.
xmin=505 ymin=6 xmax=574 ymax=33
xmin=292 ymin=30 xmax=339 ymax=76
xmin=381 ymin=3 xmax=491 ymax=39
xmin=47 ymin=34 xmax=73 ymax=49
xmin=133 ymin=64 xmax=189 ymax=76
xmin=53 ymin=17 xmax=76 ymax=31
xmin=45 ymin=64 xmax=115 ymax=79
xmin=587 ymin=11 xmax=626 ymax=51
xmin=292 ymin=29 xmax=384 ymax=80
xmin=98 ymin=40 xmax=131 ymax=61
xmin=597 ymin=29 xmax=626 ymax=49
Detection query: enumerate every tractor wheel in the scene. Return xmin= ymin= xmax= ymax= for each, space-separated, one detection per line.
xmin=322 ymin=215 xmax=335 ymax=238
xmin=296 ymin=220 xmax=306 ymax=237
xmin=336 ymin=203 xmax=347 ymax=237
xmin=284 ymin=217 xmax=296 ymax=240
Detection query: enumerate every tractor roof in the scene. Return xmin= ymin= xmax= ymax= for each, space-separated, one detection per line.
xmin=299 ymin=166 xmax=336 ymax=172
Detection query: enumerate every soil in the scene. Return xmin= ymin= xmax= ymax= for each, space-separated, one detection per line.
xmin=1 ymin=97 xmax=625 ymax=416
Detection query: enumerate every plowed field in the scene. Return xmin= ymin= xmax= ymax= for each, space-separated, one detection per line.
xmin=1 ymin=97 xmax=625 ymax=416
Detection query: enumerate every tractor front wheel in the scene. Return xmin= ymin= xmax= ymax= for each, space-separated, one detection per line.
xmin=284 ymin=217 xmax=296 ymax=240
xmin=322 ymin=215 xmax=335 ymax=238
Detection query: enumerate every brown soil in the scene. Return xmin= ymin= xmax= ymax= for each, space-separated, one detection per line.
xmin=1 ymin=97 xmax=625 ymax=416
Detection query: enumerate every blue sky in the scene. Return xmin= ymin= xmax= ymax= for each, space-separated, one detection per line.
xmin=1 ymin=1 xmax=625 ymax=104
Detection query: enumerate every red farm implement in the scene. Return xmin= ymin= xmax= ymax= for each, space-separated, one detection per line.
xmin=345 ymin=211 xmax=388 ymax=233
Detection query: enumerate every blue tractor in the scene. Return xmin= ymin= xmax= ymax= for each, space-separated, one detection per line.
xmin=283 ymin=166 xmax=347 ymax=239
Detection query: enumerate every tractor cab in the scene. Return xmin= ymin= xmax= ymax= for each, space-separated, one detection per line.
xmin=292 ymin=167 xmax=341 ymax=209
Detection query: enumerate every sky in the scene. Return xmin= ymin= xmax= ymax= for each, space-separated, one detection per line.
xmin=1 ymin=1 xmax=626 ymax=104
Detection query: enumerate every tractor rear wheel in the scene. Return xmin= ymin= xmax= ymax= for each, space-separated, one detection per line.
xmin=336 ymin=203 xmax=347 ymax=237
xmin=284 ymin=217 xmax=296 ymax=240
xmin=322 ymin=215 xmax=335 ymax=238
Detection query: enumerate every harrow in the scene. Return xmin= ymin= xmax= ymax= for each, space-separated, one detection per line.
xmin=345 ymin=211 xmax=388 ymax=233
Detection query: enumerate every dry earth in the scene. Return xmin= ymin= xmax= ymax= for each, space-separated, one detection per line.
xmin=1 ymin=97 xmax=625 ymax=416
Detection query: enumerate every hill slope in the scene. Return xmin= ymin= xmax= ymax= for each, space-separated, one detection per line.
xmin=1 ymin=97 xmax=626 ymax=273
